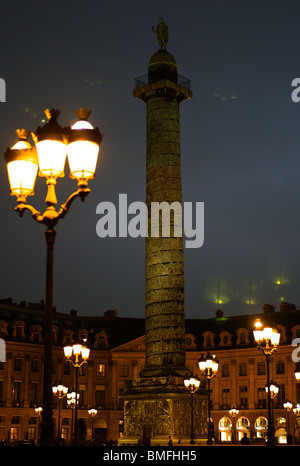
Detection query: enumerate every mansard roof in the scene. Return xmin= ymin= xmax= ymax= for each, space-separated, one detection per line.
xmin=0 ymin=297 xmax=299 ymax=351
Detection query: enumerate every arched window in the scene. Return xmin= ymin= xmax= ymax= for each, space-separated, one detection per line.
xmin=236 ymin=328 xmax=249 ymax=346
xmin=62 ymin=329 xmax=74 ymax=346
xmin=185 ymin=333 xmax=196 ymax=349
xmin=255 ymin=416 xmax=268 ymax=439
xmin=219 ymin=331 xmax=232 ymax=347
xmin=30 ymin=325 xmax=42 ymax=344
xmin=202 ymin=331 xmax=215 ymax=348
xmin=236 ymin=417 xmax=250 ymax=441
xmin=218 ymin=416 xmax=232 ymax=443
xmin=94 ymin=330 xmax=109 ymax=350
xmin=0 ymin=321 xmax=8 ymax=339
xmin=12 ymin=321 xmax=26 ymax=341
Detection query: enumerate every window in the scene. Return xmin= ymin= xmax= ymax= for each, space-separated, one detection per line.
xmin=222 ymin=364 xmax=230 ymax=377
xmin=276 ymin=384 xmax=286 ymax=407
xmin=239 ymin=363 xmax=247 ymax=376
xmin=0 ymin=381 xmax=4 ymax=406
xmin=276 ymin=361 xmax=285 ymax=375
xmin=219 ymin=331 xmax=232 ymax=347
xmin=31 ymin=359 xmax=39 ymax=373
xmin=239 ymin=332 xmax=246 ymax=344
xmin=14 ymin=358 xmax=22 ymax=372
xmin=236 ymin=328 xmax=249 ymax=346
xmin=257 ymin=362 xmax=265 ymax=375
xmin=12 ymin=383 xmax=22 ymax=406
xmin=95 ymin=386 xmax=105 ymax=409
xmin=27 ymin=427 xmax=36 ymax=440
xmin=221 ymin=388 xmax=230 ymax=408
xmin=10 ymin=427 xmax=19 ymax=440
xmin=78 ymin=385 xmax=86 ymax=408
xmin=30 ymin=382 xmax=39 ymax=406
xmin=96 ymin=364 xmax=106 ymax=377
xmin=257 ymin=387 xmax=267 ymax=408
xmin=119 ymin=364 xmax=129 ymax=378
xmin=239 ymin=386 xmax=248 ymax=408
xmin=203 ymin=331 xmax=215 ymax=348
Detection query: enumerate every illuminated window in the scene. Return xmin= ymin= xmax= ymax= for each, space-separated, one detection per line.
xmin=96 ymin=363 xmax=106 ymax=377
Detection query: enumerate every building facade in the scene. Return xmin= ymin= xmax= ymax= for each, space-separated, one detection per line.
xmin=0 ymin=298 xmax=299 ymax=444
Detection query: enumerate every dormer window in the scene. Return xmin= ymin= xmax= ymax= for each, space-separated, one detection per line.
xmin=219 ymin=331 xmax=232 ymax=347
xmin=203 ymin=331 xmax=215 ymax=348
xmin=236 ymin=328 xmax=250 ymax=346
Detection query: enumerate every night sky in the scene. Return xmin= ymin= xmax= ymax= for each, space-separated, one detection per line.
xmin=1 ymin=0 xmax=300 ymax=320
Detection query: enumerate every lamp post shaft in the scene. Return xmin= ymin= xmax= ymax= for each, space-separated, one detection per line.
xmin=266 ymin=353 xmax=275 ymax=446
xmin=207 ymin=379 xmax=213 ymax=445
xmin=74 ymin=366 xmax=79 ymax=443
xmin=190 ymin=392 xmax=195 ymax=444
xmin=39 ymin=228 xmax=56 ymax=446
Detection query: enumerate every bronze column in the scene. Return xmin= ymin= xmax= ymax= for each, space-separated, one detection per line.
xmin=134 ymin=38 xmax=192 ymax=378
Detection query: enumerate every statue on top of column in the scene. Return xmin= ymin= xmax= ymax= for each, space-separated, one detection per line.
xmin=152 ymin=17 xmax=169 ymax=49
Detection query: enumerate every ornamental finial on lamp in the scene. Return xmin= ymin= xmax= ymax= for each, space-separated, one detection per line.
xmin=76 ymin=108 xmax=91 ymax=120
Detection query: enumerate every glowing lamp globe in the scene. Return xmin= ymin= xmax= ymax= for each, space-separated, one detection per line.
xmin=32 ymin=109 xmax=67 ymax=178
xmin=66 ymin=109 xmax=103 ymax=182
xmin=4 ymin=129 xmax=39 ymax=199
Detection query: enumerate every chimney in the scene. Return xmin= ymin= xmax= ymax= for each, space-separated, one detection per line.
xmin=263 ymin=304 xmax=275 ymax=314
xmin=215 ymin=309 xmax=224 ymax=318
xmin=280 ymin=302 xmax=296 ymax=313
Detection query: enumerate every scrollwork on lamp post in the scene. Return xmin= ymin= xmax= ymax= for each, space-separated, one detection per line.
xmin=4 ymin=108 xmax=102 ymax=446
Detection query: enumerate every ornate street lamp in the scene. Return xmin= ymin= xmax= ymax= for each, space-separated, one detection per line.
xmin=293 ymin=404 xmax=300 ymax=416
xmin=265 ymin=380 xmax=279 ymax=442
xmin=52 ymin=383 xmax=68 ymax=440
xmin=64 ymin=341 xmax=90 ymax=444
xmin=283 ymin=401 xmax=293 ymax=444
xmin=253 ymin=320 xmax=280 ymax=447
xmin=4 ymin=109 xmax=102 ymax=446
xmin=88 ymin=408 xmax=98 ymax=441
xmin=198 ymin=353 xmax=219 ymax=444
xmin=228 ymin=408 xmax=239 ymax=444
xmin=67 ymin=390 xmax=80 ymax=442
xmin=184 ymin=375 xmax=200 ymax=444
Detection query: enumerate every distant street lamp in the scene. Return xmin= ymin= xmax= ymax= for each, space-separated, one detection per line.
xmin=253 ymin=320 xmax=280 ymax=447
xmin=64 ymin=341 xmax=90 ymax=443
xmin=228 ymin=408 xmax=239 ymax=444
xmin=88 ymin=408 xmax=98 ymax=441
xmin=52 ymin=383 xmax=68 ymax=440
xmin=35 ymin=406 xmax=43 ymax=442
xmin=67 ymin=391 xmax=80 ymax=441
xmin=293 ymin=404 xmax=300 ymax=416
xmin=198 ymin=353 xmax=219 ymax=444
xmin=4 ymin=109 xmax=102 ymax=445
xmin=265 ymin=380 xmax=279 ymax=441
xmin=184 ymin=375 xmax=200 ymax=444
xmin=283 ymin=401 xmax=293 ymax=444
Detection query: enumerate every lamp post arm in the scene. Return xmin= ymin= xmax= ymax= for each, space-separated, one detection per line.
xmin=14 ymin=185 xmax=91 ymax=226
xmin=15 ymin=202 xmax=44 ymax=223
xmin=56 ymin=186 xmax=91 ymax=221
